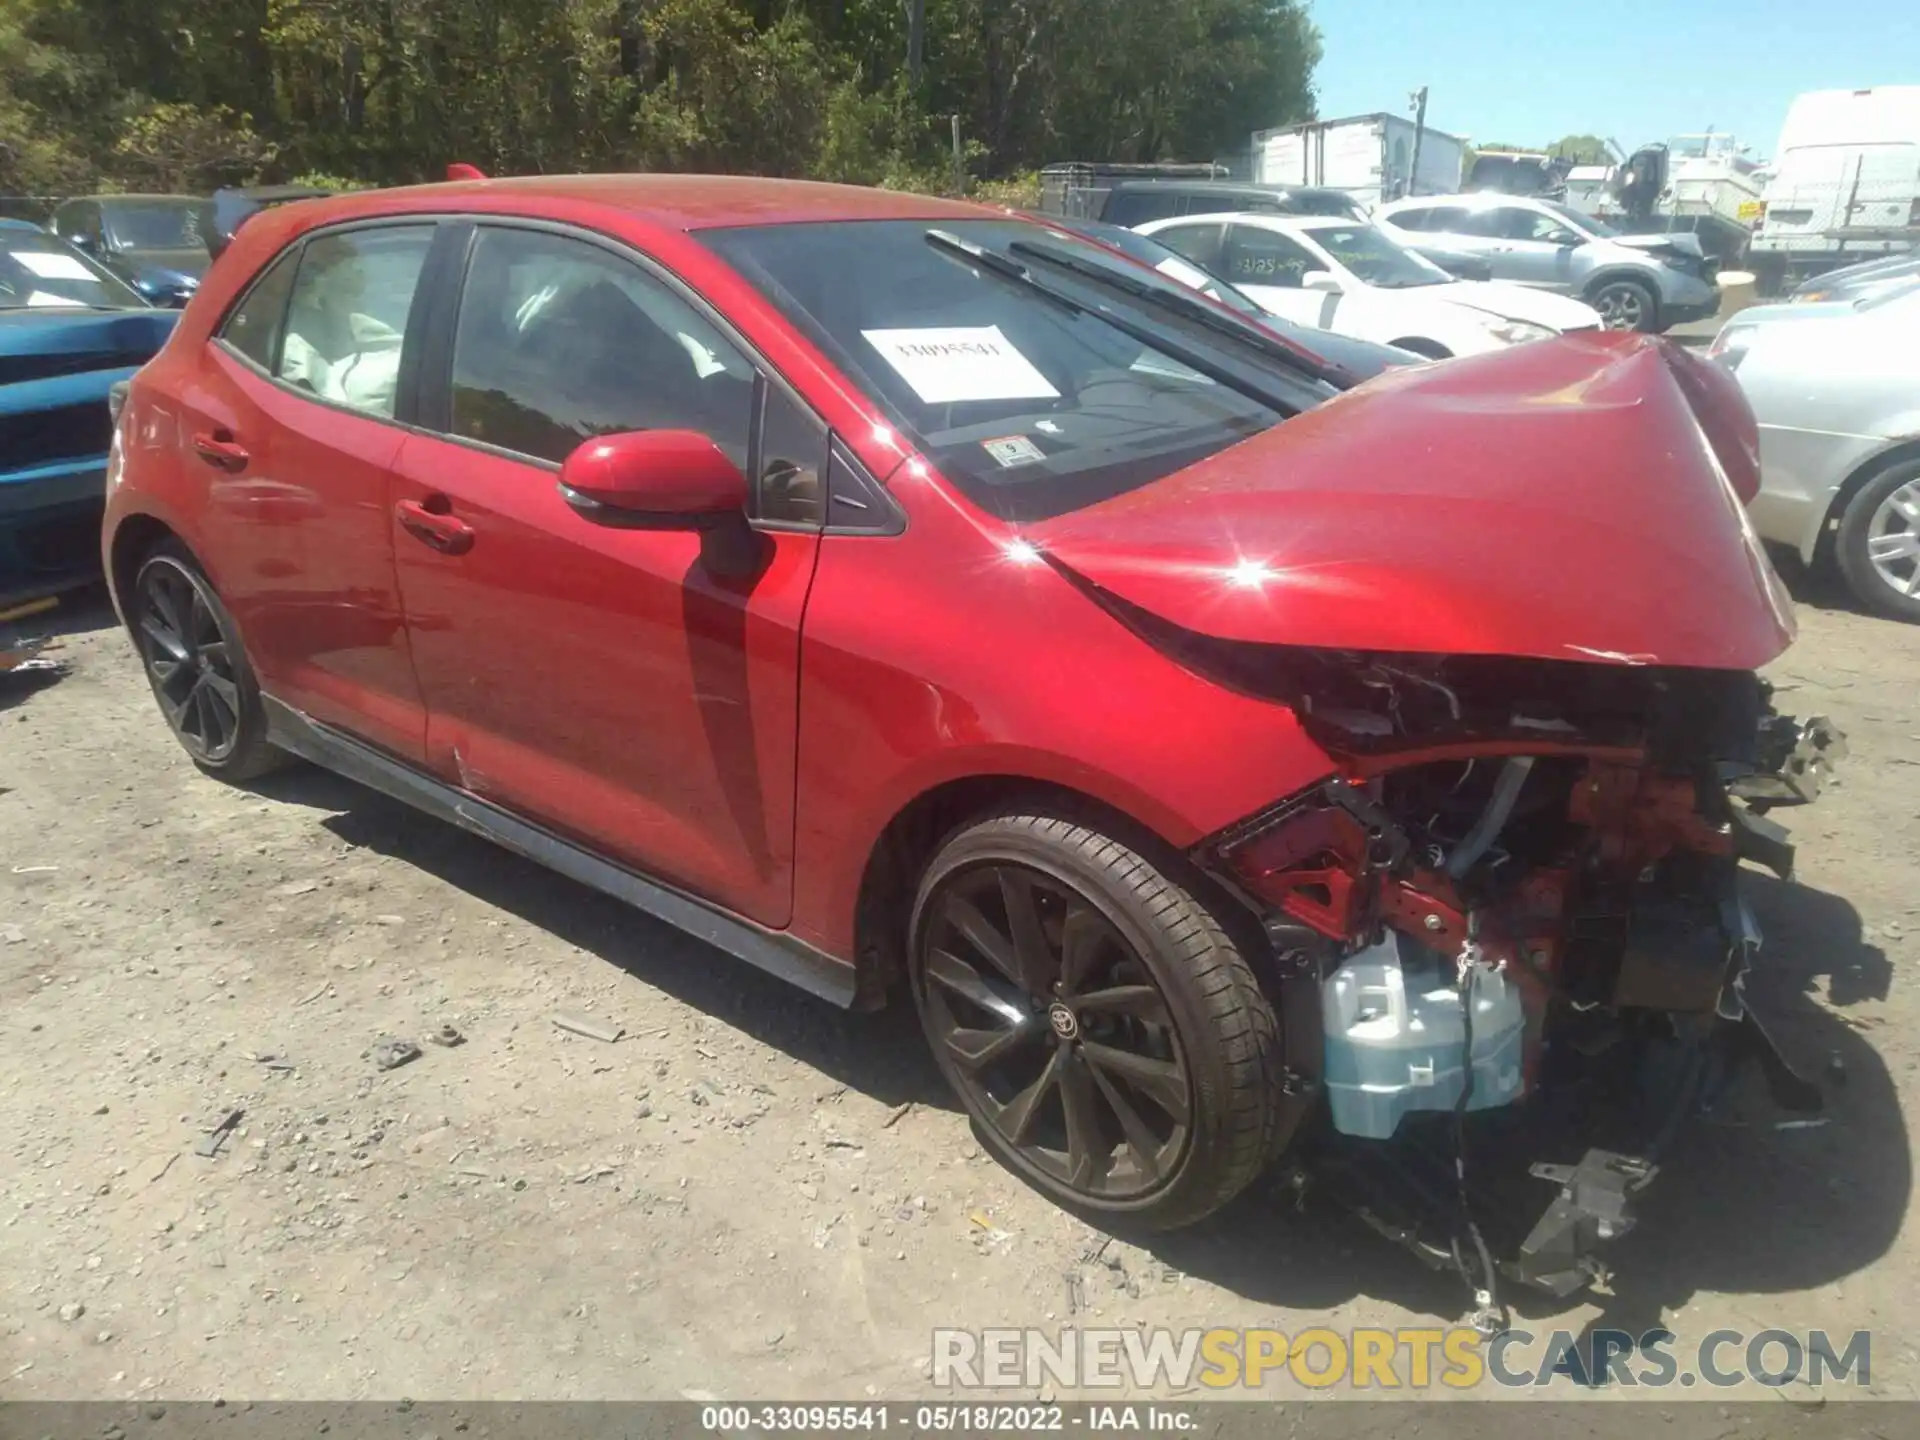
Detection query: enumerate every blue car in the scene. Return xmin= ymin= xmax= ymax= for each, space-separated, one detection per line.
xmin=1 ymin=220 xmax=178 ymax=604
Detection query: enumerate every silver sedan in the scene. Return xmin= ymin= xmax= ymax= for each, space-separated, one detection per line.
xmin=1709 ymin=278 xmax=1920 ymax=622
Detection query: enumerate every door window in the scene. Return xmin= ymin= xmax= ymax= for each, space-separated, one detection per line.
xmin=1221 ymin=226 xmax=1322 ymax=288
xmin=1150 ymin=222 xmax=1225 ymax=271
xmin=1487 ymin=207 xmax=1581 ymax=244
xmin=755 ymin=383 xmax=827 ymax=528
xmin=217 ymin=247 xmax=302 ymax=371
xmin=277 ymin=226 xmax=433 ymax=418
xmin=448 ymin=227 xmax=755 ymax=469
xmin=1103 ymin=189 xmax=1185 ymax=227
xmin=1393 ymin=206 xmax=1470 ymax=234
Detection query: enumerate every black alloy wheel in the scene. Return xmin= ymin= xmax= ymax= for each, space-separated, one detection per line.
xmin=133 ymin=544 xmax=283 ymax=779
xmin=910 ymin=810 xmax=1285 ymax=1229
xmin=919 ymin=860 xmax=1192 ymax=1198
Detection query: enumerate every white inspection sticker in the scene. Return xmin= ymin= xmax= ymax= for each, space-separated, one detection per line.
xmin=12 ymin=250 xmax=96 ymax=282
xmin=983 ymin=434 xmax=1046 ymax=468
xmin=861 ymin=326 xmax=1059 ymax=405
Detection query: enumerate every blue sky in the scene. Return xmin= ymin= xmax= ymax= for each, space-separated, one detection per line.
xmin=1309 ymin=0 xmax=1919 ymax=158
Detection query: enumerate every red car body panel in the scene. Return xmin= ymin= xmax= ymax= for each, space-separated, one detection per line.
xmin=781 ymin=465 xmax=1340 ymax=957
xmin=1030 ymin=333 xmax=1795 ymax=672
xmin=386 ymin=431 xmax=821 ymax=929
xmin=104 ymin=174 xmax=1793 ymax=981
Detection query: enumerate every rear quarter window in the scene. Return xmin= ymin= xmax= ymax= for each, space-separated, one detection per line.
xmin=217 ymin=248 xmax=301 ymax=371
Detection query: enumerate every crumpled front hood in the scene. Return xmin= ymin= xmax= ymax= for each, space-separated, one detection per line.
xmin=1026 ymin=332 xmax=1794 ymax=671
xmin=1611 ymin=231 xmax=1706 ymax=262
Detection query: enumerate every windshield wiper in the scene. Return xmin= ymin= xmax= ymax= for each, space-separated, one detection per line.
xmin=1005 ymin=237 xmax=1348 ymax=387
xmin=923 ymin=230 xmax=1310 ymax=411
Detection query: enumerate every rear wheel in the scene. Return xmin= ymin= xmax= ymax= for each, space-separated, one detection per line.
xmin=908 ymin=809 xmax=1283 ymax=1229
xmin=1836 ymin=459 xmax=1920 ymax=624
xmin=1588 ymin=277 xmax=1659 ymax=332
xmin=132 ymin=542 xmax=285 ymax=780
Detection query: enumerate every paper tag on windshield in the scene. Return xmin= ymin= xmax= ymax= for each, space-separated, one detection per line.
xmin=982 ymin=434 xmax=1045 ymax=468
xmin=861 ymin=326 xmax=1058 ymax=405
xmin=13 ymin=251 xmax=95 ymax=281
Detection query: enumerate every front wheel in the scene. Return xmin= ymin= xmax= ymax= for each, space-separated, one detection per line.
xmin=1836 ymin=460 xmax=1920 ymax=623
xmin=132 ymin=542 xmax=285 ymax=780
xmin=908 ymin=809 xmax=1284 ymax=1229
xmin=1588 ymin=277 xmax=1660 ymax=332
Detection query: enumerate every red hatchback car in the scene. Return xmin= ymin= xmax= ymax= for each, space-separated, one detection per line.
xmin=105 ymin=176 xmax=1837 ymax=1287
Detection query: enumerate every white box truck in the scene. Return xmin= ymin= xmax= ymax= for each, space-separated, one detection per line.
xmin=1751 ymin=86 xmax=1920 ymax=292
xmin=1252 ymin=112 xmax=1465 ymax=207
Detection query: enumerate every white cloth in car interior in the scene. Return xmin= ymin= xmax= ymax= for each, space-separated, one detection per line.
xmin=280 ymin=312 xmax=403 ymax=416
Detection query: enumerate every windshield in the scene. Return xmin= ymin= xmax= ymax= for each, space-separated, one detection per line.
xmin=1308 ymin=223 xmax=1451 ymax=288
xmin=1540 ymin=199 xmax=1614 ymax=238
xmin=107 ymin=200 xmax=215 ymax=252
xmin=0 ymin=233 xmax=146 ymax=310
xmin=704 ymin=219 xmax=1312 ymax=521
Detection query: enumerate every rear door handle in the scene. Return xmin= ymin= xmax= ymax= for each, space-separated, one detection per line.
xmin=192 ymin=431 xmax=249 ymax=469
xmin=395 ymin=497 xmax=475 ymax=556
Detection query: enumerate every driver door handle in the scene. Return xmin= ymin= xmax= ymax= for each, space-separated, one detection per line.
xmin=395 ymin=497 xmax=475 ymax=556
xmin=192 ymin=431 xmax=250 ymax=469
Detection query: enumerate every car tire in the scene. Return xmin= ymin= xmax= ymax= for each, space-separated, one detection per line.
xmin=131 ymin=541 xmax=287 ymax=781
xmin=908 ymin=808 xmax=1284 ymax=1230
xmin=1835 ymin=459 xmax=1920 ymax=624
xmin=1588 ymin=277 xmax=1659 ymax=332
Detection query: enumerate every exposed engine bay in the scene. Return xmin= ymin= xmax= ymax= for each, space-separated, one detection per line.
xmin=1190 ymin=643 xmax=1845 ymax=1315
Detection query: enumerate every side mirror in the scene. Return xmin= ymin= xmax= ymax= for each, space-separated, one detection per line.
xmin=559 ymin=429 xmax=747 ymax=525
xmin=1302 ymin=270 xmax=1342 ymax=292
xmin=69 ymin=233 xmax=98 ymax=253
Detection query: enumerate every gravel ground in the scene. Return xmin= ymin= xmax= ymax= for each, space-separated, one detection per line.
xmin=2 ymin=580 xmax=1916 ymax=1410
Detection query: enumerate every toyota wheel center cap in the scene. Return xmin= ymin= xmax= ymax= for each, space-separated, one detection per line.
xmin=1047 ymin=1002 xmax=1078 ymax=1040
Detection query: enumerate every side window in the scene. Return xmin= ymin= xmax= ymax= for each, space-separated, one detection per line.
xmin=1153 ymin=222 xmax=1225 ymax=271
xmin=218 ymin=247 xmax=302 ymax=372
xmin=1408 ymin=206 xmax=1471 ymax=235
xmin=449 ymin=226 xmax=754 ymax=469
xmin=755 ymin=383 xmax=827 ymax=528
xmin=1388 ymin=207 xmax=1435 ymax=232
xmin=1500 ymin=209 xmax=1580 ymax=245
xmin=1103 ymin=189 xmax=1181 ymax=227
xmin=276 ymin=226 xmax=432 ymax=419
xmin=1460 ymin=208 xmax=1520 ymax=239
xmin=1222 ymin=226 xmax=1321 ymax=288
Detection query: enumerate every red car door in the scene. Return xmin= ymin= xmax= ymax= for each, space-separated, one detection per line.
xmin=177 ymin=222 xmax=438 ymax=761
xmin=387 ymin=223 xmax=825 ymax=927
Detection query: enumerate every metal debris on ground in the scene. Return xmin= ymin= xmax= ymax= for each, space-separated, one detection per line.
xmin=881 ymin=1101 xmax=913 ymax=1129
xmin=427 ymin=1024 xmax=465 ymax=1047
xmin=551 ymin=1011 xmax=623 ymax=1044
xmin=194 ymin=1109 xmax=244 ymax=1159
xmin=296 ymin=981 xmax=330 ymax=1006
xmin=370 ymin=1037 xmax=422 ymax=1071
xmin=251 ymin=1051 xmax=296 ymax=1072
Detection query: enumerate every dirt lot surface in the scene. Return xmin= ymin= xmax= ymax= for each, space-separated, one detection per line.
xmin=3 ymin=584 xmax=1917 ymax=1411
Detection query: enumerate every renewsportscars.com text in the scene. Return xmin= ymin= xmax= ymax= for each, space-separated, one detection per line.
xmin=932 ymin=1326 xmax=1871 ymax=1391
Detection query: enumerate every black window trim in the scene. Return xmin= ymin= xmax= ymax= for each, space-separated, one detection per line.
xmin=208 ymin=215 xmax=445 ymax=435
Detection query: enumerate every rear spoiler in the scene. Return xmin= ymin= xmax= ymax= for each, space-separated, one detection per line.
xmin=208 ymin=185 xmax=337 ymax=260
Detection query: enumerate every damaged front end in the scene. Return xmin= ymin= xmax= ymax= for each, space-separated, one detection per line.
xmin=1191 ymin=646 xmax=1844 ymax=1305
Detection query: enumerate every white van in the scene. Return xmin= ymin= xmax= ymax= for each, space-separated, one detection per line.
xmin=1752 ymin=86 xmax=1920 ymax=291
